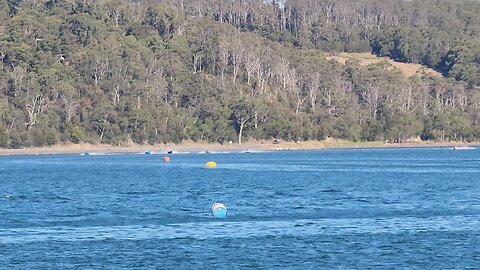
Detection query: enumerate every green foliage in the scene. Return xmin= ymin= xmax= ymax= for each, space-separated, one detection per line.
xmin=44 ymin=129 xmax=58 ymax=146
xmin=9 ymin=132 xmax=29 ymax=149
xmin=0 ymin=0 xmax=8 ymax=22
xmin=385 ymin=113 xmax=423 ymax=143
xmin=31 ymin=128 xmax=58 ymax=146
xmin=0 ymin=0 xmax=479 ymax=149
xmin=361 ymin=118 xmax=385 ymax=142
xmin=144 ymin=5 xmax=185 ymax=41
xmin=0 ymin=127 xmax=7 ymax=148
xmin=70 ymin=126 xmax=85 ymax=144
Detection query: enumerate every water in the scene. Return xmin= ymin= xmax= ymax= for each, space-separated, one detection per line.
xmin=0 ymin=148 xmax=479 ymax=269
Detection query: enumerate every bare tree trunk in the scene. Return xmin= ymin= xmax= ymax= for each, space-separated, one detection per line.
xmin=238 ymin=120 xmax=247 ymax=144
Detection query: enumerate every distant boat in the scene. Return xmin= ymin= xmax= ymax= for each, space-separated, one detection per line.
xmin=167 ymin=150 xmax=173 ymax=154
xmin=453 ymin=146 xmax=476 ymax=150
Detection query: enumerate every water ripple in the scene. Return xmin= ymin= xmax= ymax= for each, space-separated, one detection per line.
xmin=1 ymin=215 xmax=478 ymax=244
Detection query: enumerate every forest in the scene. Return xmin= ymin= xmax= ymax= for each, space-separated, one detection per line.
xmin=1 ymin=0 xmax=480 ymax=148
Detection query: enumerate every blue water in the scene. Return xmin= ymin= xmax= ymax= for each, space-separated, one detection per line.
xmin=0 ymin=148 xmax=479 ymax=269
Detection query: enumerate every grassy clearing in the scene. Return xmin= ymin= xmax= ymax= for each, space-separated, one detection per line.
xmin=325 ymin=52 xmax=442 ymax=78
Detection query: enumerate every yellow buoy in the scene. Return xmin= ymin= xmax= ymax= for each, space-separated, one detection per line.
xmin=205 ymin=161 xmax=217 ymax=168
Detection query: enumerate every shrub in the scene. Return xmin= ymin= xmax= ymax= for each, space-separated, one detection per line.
xmin=0 ymin=128 xmax=8 ymax=148
xmin=70 ymin=126 xmax=85 ymax=144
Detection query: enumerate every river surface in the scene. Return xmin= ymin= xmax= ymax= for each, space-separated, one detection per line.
xmin=1 ymin=148 xmax=479 ymax=269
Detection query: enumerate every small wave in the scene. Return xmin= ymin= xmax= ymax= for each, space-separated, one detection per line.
xmin=321 ymin=189 xmax=341 ymax=193
xmin=80 ymin=152 xmax=124 ymax=156
xmin=243 ymin=150 xmax=268 ymax=153
xmin=3 ymin=193 xmax=72 ymax=202
xmin=46 ymin=195 xmax=73 ymax=201
xmin=122 ymin=191 xmax=156 ymax=197
xmin=1 ymin=215 xmax=478 ymax=244
xmin=356 ymin=197 xmax=372 ymax=203
xmin=88 ymin=153 xmax=109 ymax=156
xmin=294 ymin=221 xmax=317 ymax=227
xmin=196 ymin=150 xmax=233 ymax=154
xmin=159 ymin=151 xmax=191 ymax=154
xmin=3 ymin=194 xmax=28 ymax=200
xmin=134 ymin=152 xmax=154 ymax=155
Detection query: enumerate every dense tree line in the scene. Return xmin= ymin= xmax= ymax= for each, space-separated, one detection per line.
xmin=159 ymin=0 xmax=480 ymax=87
xmin=0 ymin=0 xmax=479 ymax=148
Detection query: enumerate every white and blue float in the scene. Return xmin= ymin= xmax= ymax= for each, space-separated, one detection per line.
xmin=211 ymin=203 xmax=227 ymax=219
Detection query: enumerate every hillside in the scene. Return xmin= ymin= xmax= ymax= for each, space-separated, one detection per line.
xmin=0 ymin=0 xmax=480 ymax=149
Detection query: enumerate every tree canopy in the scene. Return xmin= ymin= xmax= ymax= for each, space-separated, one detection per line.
xmin=0 ymin=0 xmax=480 ymax=148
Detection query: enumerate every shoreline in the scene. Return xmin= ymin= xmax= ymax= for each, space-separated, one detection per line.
xmin=0 ymin=140 xmax=478 ymax=156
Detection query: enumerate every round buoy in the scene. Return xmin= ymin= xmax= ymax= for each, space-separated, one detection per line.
xmin=205 ymin=161 xmax=217 ymax=168
xmin=162 ymin=156 xmax=170 ymax=162
xmin=145 ymin=150 xmax=151 ymax=155
xmin=211 ymin=203 xmax=227 ymax=218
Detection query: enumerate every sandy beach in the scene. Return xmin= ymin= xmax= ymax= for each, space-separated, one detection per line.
xmin=0 ymin=139 xmax=478 ymax=156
